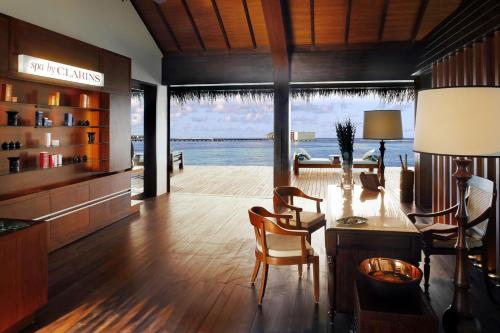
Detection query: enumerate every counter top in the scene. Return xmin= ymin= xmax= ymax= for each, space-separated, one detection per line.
xmin=326 ymin=185 xmax=419 ymax=235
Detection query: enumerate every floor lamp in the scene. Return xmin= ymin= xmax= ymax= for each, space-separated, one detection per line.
xmin=363 ymin=110 xmax=403 ymax=187
xmin=414 ymin=87 xmax=500 ymax=333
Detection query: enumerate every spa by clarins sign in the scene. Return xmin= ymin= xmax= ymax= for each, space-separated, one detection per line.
xmin=18 ymin=55 xmax=104 ymax=87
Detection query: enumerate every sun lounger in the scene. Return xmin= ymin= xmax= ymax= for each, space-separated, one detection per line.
xmin=293 ymin=149 xmax=378 ymax=175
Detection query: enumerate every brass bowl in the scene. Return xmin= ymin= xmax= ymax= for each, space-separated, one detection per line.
xmin=359 ymin=258 xmax=423 ymax=297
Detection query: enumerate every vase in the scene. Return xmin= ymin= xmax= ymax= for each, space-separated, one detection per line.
xmin=87 ymin=131 xmax=95 ymax=144
xmin=341 ymin=151 xmax=353 ymax=189
xmin=6 ymin=111 xmax=18 ymax=126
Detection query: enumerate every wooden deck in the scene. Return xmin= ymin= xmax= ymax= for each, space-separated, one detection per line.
xmin=26 ymin=167 xmax=500 ymax=333
xmin=170 ymin=165 xmax=403 ymax=200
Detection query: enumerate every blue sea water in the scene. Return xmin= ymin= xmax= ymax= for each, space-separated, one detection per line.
xmin=133 ymin=138 xmax=415 ymax=167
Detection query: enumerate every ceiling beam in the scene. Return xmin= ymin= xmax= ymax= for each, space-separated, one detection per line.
xmin=261 ymin=0 xmax=290 ymax=82
xmin=310 ymin=0 xmax=315 ymax=47
xmin=378 ymin=0 xmax=390 ymax=42
xmin=242 ymin=0 xmax=257 ymax=49
xmin=155 ymin=2 xmax=182 ymax=52
xmin=411 ymin=0 xmax=429 ymax=42
xmin=344 ymin=0 xmax=352 ymax=43
xmin=130 ymin=0 xmax=167 ymax=54
xmin=180 ymin=0 xmax=206 ymax=51
xmin=211 ymin=0 xmax=231 ymax=50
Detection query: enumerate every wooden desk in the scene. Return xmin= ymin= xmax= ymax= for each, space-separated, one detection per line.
xmin=354 ymin=280 xmax=438 ymax=333
xmin=325 ymin=186 xmax=421 ymax=315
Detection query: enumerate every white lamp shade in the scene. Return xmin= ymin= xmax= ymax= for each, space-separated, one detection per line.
xmin=363 ymin=110 xmax=403 ymax=140
xmin=414 ymin=87 xmax=500 ymax=157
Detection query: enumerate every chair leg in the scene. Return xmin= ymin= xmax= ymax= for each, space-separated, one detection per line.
xmin=298 ymin=264 xmax=303 ymax=278
xmin=424 ymin=251 xmax=431 ymax=297
xmin=258 ymin=264 xmax=269 ymax=305
xmin=312 ymin=256 xmax=319 ymax=303
xmin=306 ymin=233 xmax=312 ymax=269
xmin=251 ymin=259 xmax=260 ymax=284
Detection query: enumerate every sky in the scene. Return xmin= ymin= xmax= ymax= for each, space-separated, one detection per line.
xmin=131 ymin=93 xmax=415 ymax=139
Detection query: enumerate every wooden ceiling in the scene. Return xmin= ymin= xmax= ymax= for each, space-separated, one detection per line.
xmin=132 ymin=0 xmax=462 ymax=55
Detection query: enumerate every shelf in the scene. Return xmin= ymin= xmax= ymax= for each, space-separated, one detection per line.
xmin=0 ymin=125 xmax=108 ymax=129
xmin=0 ymin=161 xmax=89 ymax=177
xmin=0 ymin=100 xmax=108 ymax=112
xmin=0 ymin=159 xmax=108 ymax=177
xmin=0 ymin=142 xmax=109 ymax=153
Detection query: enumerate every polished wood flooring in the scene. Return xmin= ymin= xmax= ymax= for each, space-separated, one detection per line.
xmin=25 ymin=167 xmax=500 ymax=332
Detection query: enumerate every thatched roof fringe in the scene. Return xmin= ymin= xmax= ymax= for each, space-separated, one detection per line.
xmin=170 ymin=86 xmax=415 ymax=104
xmin=291 ymin=87 xmax=415 ymax=104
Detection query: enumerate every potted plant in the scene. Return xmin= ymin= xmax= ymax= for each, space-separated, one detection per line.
xmin=335 ymin=119 xmax=356 ymax=188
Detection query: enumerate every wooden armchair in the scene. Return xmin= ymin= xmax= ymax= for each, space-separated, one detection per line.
xmin=248 ymin=206 xmax=319 ymax=305
xmin=407 ymin=176 xmax=496 ymax=297
xmin=273 ymin=186 xmax=326 ymax=245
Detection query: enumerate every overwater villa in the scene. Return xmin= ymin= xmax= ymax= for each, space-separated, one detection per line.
xmin=1 ymin=1 xmax=500 ymax=333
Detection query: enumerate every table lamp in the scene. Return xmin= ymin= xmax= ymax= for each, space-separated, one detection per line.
xmin=414 ymin=87 xmax=500 ymax=333
xmin=363 ymin=110 xmax=403 ymax=186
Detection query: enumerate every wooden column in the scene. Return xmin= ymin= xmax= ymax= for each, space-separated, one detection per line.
xmin=262 ymin=0 xmax=291 ymax=187
xmin=273 ymin=79 xmax=291 ymax=187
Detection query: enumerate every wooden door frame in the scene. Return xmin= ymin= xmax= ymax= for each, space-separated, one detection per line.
xmin=131 ymin=79 xmax=157 ymax=197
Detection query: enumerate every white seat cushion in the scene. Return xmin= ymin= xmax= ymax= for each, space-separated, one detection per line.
xmin=283 ymin=210 xmax=325 ymax=228
xmin=432 ymin=235 xmax=483 ymax=249
xmin=299 ymin=158 xmax=332 ymax=165
xmin=256 ymin=234 xmax=314 ymax=257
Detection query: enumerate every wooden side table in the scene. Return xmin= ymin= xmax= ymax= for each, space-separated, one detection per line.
xmin=354 ymin=280 xmax=438 ymax=333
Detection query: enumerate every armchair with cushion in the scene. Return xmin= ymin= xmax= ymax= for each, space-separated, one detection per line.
xmin=407 ymin=176 xmax=496 ymax=298
xmin=248 ymin=206 xmax=319 ymax=305
xmin=273 ymin=186 xmax=326 ymax=245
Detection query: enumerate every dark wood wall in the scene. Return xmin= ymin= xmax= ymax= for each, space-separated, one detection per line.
xmin=0 ymin=15 xmax=132 ymax=174
xmin=428 ymin=30 xmax=500 ymax=275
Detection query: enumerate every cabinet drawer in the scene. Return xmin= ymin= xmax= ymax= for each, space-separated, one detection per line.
xmin=90 ymin=193 xmax=130 ymax=230
xmin=50 ymin=183 xmax=89 ymax=212
xmin=89 ymin=172 xmax=130 ymax=200
xmin=0 ymin=193 xmax=50 ymax=220
xmin=48 ymin=208 xmax=90 ymax=251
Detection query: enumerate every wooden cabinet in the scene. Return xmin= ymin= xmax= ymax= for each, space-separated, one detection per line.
xmin=89 ymin=172 xmax=130 ymax=200
xmin=48 ymin=208 xmax=90 ymax=251
xmin=0 ymin=221 xmax=47 ymax=333
xmin=90 ymin=192 xmax=130 ymax=230
xmin=109 ymin=94 xmax=132 ymax=172
xmin=99 ymin=50 xmax=131 ymax=94
xmin=0 ymin=192 xmax=50 ymax=220
xmin=50 ymin=183 xmax=89 ymax=212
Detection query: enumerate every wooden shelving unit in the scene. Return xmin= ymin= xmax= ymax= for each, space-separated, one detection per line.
xmin=0 ymin=76 xmax=110 ymax=195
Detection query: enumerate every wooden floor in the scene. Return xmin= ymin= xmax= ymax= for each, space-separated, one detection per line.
xmin=170 ymin=166 xmax=402 ymax=200
xmin=25 ymin=167 xmax=500 ymax=333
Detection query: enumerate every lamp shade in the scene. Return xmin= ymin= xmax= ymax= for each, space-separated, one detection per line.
xmin=414 ymin=87 xmax=500 ymax=157
xmin=363 ymin=110 xmax=403 ymax=140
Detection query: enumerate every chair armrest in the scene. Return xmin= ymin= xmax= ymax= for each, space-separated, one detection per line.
xmin=407 ymin=204 xmax=458 ymax=223
xmin=263 ymin=219 xmax=308 ymax=237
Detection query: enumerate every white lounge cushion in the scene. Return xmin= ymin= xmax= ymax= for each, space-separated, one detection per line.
xmin=256 ymin=234 xmax=314 ymax=257
xmin=353 ymin=159 xmax=378 ymax=165
xmin=432 ymin=235 xmax=483 ymax=249
xmin=299 ymin=158 xmax=332 ymax=165
xmin=297 ymin=148 xmax=312 ymax=160
xmin=362 ymin=149 xmax=376 ymax=160
xmin=282 ymin=210 xmax=325 ymax=228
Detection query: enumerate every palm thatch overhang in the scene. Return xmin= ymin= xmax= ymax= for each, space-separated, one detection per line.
xmin=170 ymin=82 xmax=415 ymax=104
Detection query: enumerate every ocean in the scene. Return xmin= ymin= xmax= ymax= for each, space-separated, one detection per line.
xmin=133 ymin=138 xmax=415 ymax=167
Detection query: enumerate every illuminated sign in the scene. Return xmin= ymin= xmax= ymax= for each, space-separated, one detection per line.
xmin=18 ymin=55 xmax=104 ymax=87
